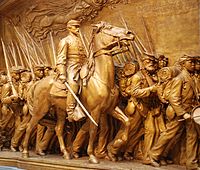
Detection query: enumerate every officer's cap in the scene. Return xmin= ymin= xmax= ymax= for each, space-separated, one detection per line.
xmin=0 ymin=70 xmax=6 ymax=75
xmin=67 ymin=20 xmax=80 ymax=27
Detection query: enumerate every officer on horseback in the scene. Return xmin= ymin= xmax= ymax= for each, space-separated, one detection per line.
xmin=56 ymin=19 xmax=87 ymax=121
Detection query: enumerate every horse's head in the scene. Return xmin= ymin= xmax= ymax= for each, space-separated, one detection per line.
xmin=92 ymin=21 xmax=134 ymax=41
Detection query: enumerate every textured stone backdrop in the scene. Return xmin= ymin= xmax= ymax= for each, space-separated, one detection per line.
xmin=0 ymin=0 xmax=199 ymax=69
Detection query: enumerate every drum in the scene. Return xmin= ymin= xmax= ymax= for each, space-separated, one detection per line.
xmin=192 ymin=106 xmax=200 ymax=125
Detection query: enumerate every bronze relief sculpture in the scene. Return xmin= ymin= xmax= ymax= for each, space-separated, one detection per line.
xmin=0 ymin=1 xmax=199 ymax=170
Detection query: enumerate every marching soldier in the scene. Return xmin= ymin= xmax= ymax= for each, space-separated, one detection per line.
xmin=1 ymin=66 xmax=23 ymax=151
xmin=0 ymin=70 xmax=7 ymax=150
xmin=148 ymin=55 xmax=199 ymax=170
xmin=107 ymin=53 xmax=158 ymax=161
xmin=35 ymin=65 xmax=55 ymax=155
xmin=10 ymin=69 xmax=32 ymax=151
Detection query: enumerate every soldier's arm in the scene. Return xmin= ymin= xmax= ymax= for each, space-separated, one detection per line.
xmin=18 ymin=83 xmax=23 ymax=100
xmin=1 ymin=83 xmax=16 ymax=104
xmin=125 ymin=74 xmax=153 ymax=98
xmin=167 ymin=77 xmax=186 ymax=117
xmin=56 ymin=38 xmax=68 ymax=78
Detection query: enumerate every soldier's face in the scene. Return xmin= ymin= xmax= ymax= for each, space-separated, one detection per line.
xmin=21 ymin=72 xmax=31 ymax=82
xmin=11 ymin=72 xmax=20 ymax=81
xmin=35 ymin=70 xmax=44 ymax=79
xmin=144 ymin=59 xmax=156 ymax=73
xmin=68 ymin=25 xmax=80 ymax=35
xmin=159 ymin=60 xmax=168 ymax=68
xmin=195 ymin=60 xmax=200 ymax=71
xmin=0 ymin=74 xmax=7 ymax=84
xmin=2 ymin=75 xmax=7 ymax=84
xmin=183 ymin=59 xmax=195 ymax=73
xmin=44 ymin=68 xmax=50 ymax=76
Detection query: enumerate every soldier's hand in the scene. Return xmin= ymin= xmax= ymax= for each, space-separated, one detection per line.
xmin=183 ymin=113 xmax=191 ymax=120
xmin=149 ymin=84 xmax=157 ymax=92
xmin=59 ymin=74 xmax=66 ymax=83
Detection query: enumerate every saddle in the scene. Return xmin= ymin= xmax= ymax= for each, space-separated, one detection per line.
xmin=50 ymin=78 xmax=86 ymax=121
xmin=50 ymin=79 xmax=67 ymax=97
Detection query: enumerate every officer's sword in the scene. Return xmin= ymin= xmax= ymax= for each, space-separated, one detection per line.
xmin=64 ymin=82 xmax=98 ymax=127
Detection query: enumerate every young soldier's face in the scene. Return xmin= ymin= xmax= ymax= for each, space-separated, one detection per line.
xmin=44 ymin=68 xmax=51 ymax=76
xmin=35 ymin=69 xmax=44 ymax=79
xmin=158 ymin=60 xmax=168 ymax=68
xmin=0 ymin=74 xmax=7 ymax=84
xmin=11 ymin=72 xmax=20 ymax=81
xmin=183 ymin=59 xmax=195 ymax=73
xmin=21 ymin=72 xmax=31 ymax=83
xmin=195 ymin=60 xmax=200 ymax=72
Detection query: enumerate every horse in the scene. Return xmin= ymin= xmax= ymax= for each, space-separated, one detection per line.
xmin=22 ymin=21 xmax=134 ymax=164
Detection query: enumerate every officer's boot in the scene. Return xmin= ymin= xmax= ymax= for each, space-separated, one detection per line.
xmin=66 ymin=83 xmax=79 ymax=121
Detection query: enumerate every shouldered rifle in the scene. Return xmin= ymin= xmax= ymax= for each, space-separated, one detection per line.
xmin=1 ymin=39 xmax=18 ymax=96
xmin=119 ymin=15 xmax=154 ymax=86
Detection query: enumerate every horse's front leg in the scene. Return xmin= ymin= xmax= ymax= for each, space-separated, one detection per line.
xmin=55 ymin=108 xmax=71 ymax=160
xmin=87 ymin=106 xmax=101 ymax=164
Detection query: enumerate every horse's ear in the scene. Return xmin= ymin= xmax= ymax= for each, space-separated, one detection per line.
xmin=91 ymin=21 xmax=106 ymax=33
xmin=92 ymin=25 xmax=101 ymax=34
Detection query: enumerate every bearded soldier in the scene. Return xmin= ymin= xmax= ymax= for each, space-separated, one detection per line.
xmin=107 ymin=53 xmax=158 ymax=161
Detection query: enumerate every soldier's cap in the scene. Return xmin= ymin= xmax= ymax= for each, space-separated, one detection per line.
xmin=67 ymin=19 xmax=80 ymax=27
xmin=44 ymin=65 xmax=52 ymax=70
xmin=142 ymin=52 xmax=157 ymax=61
xmin=194 ymin=55 xmax=200 ymax=61
xmin=158 ymin=54 xmax=168 ymax=61
xmin=34 ymin=65 xmax=45 ymax=71
xmin=0 ymin=70 xmax=6 ymax=75
xmin=178 ymin=54 xmax=196 ymax=63
xmin=10 ymin=66 xmax=25 ymax=73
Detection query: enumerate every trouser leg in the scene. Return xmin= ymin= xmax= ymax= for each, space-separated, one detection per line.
xmin=149 ymin=119 xmax=183 ymax=161
xmin=185 ymin=119 xmax=198 ymax=170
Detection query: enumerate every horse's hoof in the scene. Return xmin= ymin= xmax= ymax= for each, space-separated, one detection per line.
xmin=72 ymin=152 xmax=80 ymax=159
xmin=89 ymin=155 xmax=99 ymax=164
xmin=63 ymin=152 xmax=71 ymax=160
xmin=107 ymin=151 xmax=117 ymax=162
xmin=19 ymin=146 xmax=23 ymax=152
xmin=36 ymin=149 xmax=46 ymax=156
xmin=10 ymin=145 xmax=17 ymax=152
xmin=22 ymin=152 xmax=29 ymax=158
xmin=124 ymin=152 xmax=133 ymax=161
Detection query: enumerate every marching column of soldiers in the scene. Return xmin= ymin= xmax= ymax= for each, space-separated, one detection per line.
xmin=0 ymin=19 xmax=199 ymax=170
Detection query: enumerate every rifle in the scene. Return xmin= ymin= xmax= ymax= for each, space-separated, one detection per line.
xmin=119 ymin=14 xmax=155 ymax=86
xmin=50 ymin=31 xmax=56 ymax=66
xmin=1 ymin=39 xmax=18 ymax=96
xmin=23 ymin=35 xmax=35 ymax=80
xmin=141 ymin=16 xmax=157 ymax=57
xmin=16 ymin=44 xmax=25 ymax=67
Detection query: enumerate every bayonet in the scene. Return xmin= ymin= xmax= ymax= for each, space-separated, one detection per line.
xmin=1 ymin=39 xmax=18 ymax=96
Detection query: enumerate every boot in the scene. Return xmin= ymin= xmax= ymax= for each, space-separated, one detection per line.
xmin=66 ymin=104 xmax=76 ymax=122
